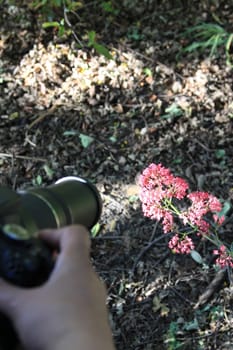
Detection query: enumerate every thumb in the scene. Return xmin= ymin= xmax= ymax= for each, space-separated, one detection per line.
xmin=0 ymin=278 xmax=23 ymax=316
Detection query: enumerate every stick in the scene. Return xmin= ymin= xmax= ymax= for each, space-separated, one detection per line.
xmin=0 ymin=153 xmax=46 ymax=162
xmin=194 ymin=268 xmax=228 ymax=309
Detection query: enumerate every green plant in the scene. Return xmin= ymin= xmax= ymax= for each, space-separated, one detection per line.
xmin=181 ymin=22 xmax=233 ymax=65
xmin=32 ymin=174 xmax=43 ymax=186
xmin=101 ymin=1 xmax=119 ymax=16
xmin=139 ymin=163 xmax=233 ymax=269
xmin=160 ymin=103 xmax=184 ymax=120
xmin=127 ymin=26 xmax=144 ymax=41
xmin=31 ymin=0 xmax=81 ymax=12
xmin=42 ymin=18 xmax=67 ymax=36
xmin=91 ymin=222 xmax=101 ymax=237
xmin=165 ymin=322 xmax=183 ymax=350
xmin=10 ymin=0 xmax=113 ymax=59
xmin=87 ymin=31 xmax=113 ymax=59
xmin=63 ymin=130 xmax=95 ymax=148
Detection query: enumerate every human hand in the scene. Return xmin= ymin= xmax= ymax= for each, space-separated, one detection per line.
xmin=0 ymin=225 xmax=115 ymax=350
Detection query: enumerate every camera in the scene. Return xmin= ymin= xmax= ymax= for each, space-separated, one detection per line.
xmin=0 ymin=176 xmax=102 ymax=349
xmin=0 ymin=176 xmax=101 ymax=287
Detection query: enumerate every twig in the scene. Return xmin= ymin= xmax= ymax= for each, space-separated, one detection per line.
xmin=194 ymin=268 xmax=228 ymax=309
xmin=132 ymin=223 xmax=170 ymax=273
xmin=63 ymin=7 xmax=84 ymax=47
xmin=92 ymin=235 xmax=123 ymax=241
xmin=28 ymin=105 xmax=58 ymax=129
xmin=0 ymin=153 xmax=46 ymax=162
xmin=171 ymin=287 xmax=195 ymax=305
xmin=194 ymin=139 xmax=212 ymax=152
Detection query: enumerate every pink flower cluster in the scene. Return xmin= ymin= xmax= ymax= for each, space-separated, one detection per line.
xmin=139 ymin=163 xmax=188 ymax=233
xmin=180 ymin=191 xmax=223 ymax=234
xmin=139 ymin=163 xmax=188 ymax=199
xmin=213 ymin=246 xmax=233 ymax=268
xmin=139 ymin=163 xmax=229 ymax=268
xmin=168 ymin=234 xmax=194 ymax=254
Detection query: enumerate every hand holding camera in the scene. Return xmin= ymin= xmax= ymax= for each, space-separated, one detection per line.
xmin=0 ymin=176 xmax=102 ymax=349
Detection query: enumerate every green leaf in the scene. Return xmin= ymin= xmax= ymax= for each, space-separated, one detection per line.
xmin=54 ymin=0 xmax=62 ymax=6
xmin=218 ymin=201 xmax=232 ymax=217
xmin=215 ymin=149 xmax=226 ymax=159
xmin=226 ymin=34 xmax=233 ymax=52
xmin=109 ymin=136 xmax=117 ymax=143
xmin=79 ymin=133 xmax=94 ymax=148
xmin=101 ymin=1 xmax=118 ymax=13
xmin=209 ymin=34 xmax=221 ymax=56
xmin=128 ymin=195 xmax=139 ymax=203
xmin=190 ymin=250 xmax=203 ymax=264
xmin=91 ymin=222 xmax=101 ymax=237
xmin=67 ymin=1 xmax=83 ymax=11
xmin=183 ymin=41 xmax=207 ymax=53
xmin=183 ymin=318 xmax=199 ymax=331
xmin=9 ymin=112 xmax=19 ymax=120
xmin=43 ymin=164 xmax=54 ymax=179
xmin=42 ymin=21 xmax=60 ymax=28
xmin=161 ymin=103 xmax=183 ymax=119
xmin=184 ymin=23 xmax=226 ymax=38
xmin=34 ymin=175 xmax=42 ymax=186
xmin=93 ymin=43 xmax=113 ymax=59
xmin=172 ymin=158 xmax=182 ymax=164
xmin=181 ymin=22 xmax=231 ymax=59
xmin=226 ymin=33 xmax=233 ymax=64
xmin=58 ymin=25 xmax=65 ymax=37
xmin=63 ymin=130 xmax=78 ymax=136
xmin=230 ymin=242 xmax=233 ymax=253
xmin=32 ymin=0 xmax=47 ymax=7
xmin=165 ymin=104 xmax=182 ymax=115
xmin=88 ymin=30 xmax=96 ymax=45
xmin=143 ymin=67 xmax=152 ymax=77
xmin=127 ymin=27 xmax=144 ymax=41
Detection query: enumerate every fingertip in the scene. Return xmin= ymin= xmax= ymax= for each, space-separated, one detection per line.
xmin=40 ymin=226 xmax=91 ymax=279
xmin=39 ymin=225 xmax=91 ymax=252
xmin=61 ymin=225 xmax=91 ymax=251
xmin=0 ymin=278 xmax=22 ymax=314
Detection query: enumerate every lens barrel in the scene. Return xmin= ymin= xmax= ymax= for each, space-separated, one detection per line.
xmin=17 ymin=176 xmax=102 ymax=235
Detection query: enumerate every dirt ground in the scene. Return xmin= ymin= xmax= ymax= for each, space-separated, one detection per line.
xmin=0 ymin=1 xmax=233 ymax=349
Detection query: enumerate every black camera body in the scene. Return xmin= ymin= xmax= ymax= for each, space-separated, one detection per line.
xmin=0 ymin=176 xmax=102 ymax=349
xmin=0 ymin=230 xmax=55 ymax=349
xmin=0 ymin=226 xmax=53 ymax=288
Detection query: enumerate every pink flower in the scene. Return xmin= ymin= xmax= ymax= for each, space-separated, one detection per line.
xmin=187 ymin=192 xmax=222 ymax=213
xmin=196 ymin=219 xmax=210 ymax=234
xmin=141 ymin=200 xmax=165 ymax=221
xmin=208 ymin=195 xmax=222 ymax=212
xmin=139 ymin=163 xmax=230 ymax=269
xmin=162 ymin=211 xmax=174 ymax=233
xmin=139 ymin=163 xmax=189 ymax=200
xmin=139 ymin=163 xmax=174 ymax=190
xmin=141 ymin=198 xmax=174 ymax=232
xmin=213 ymin=214 xmax=225 ymax=226
xmin=179 ymin=211 xmax=210 ymax=234
xmin=171 ymin=177 xmax=189 ymax=199
xmin=213 ymin=245 xmax=233 ymax=268
xmin=180 ymin=191 xmax=222 ymax=232
xmin=139 ymin=163 xmax=188 ymax=232
xmin=168 ymin=234 xmax=194 ymax=254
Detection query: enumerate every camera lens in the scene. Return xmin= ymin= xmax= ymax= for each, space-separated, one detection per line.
xmin=18 ymin=176 xmax=102 ymax=235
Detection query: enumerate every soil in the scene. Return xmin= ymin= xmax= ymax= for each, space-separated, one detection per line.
xmin=0 ymin=1 xmax=232 ymax=349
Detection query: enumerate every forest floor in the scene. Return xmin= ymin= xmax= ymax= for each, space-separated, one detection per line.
xmin=0 ymin=1 xmax=233 ymax=349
